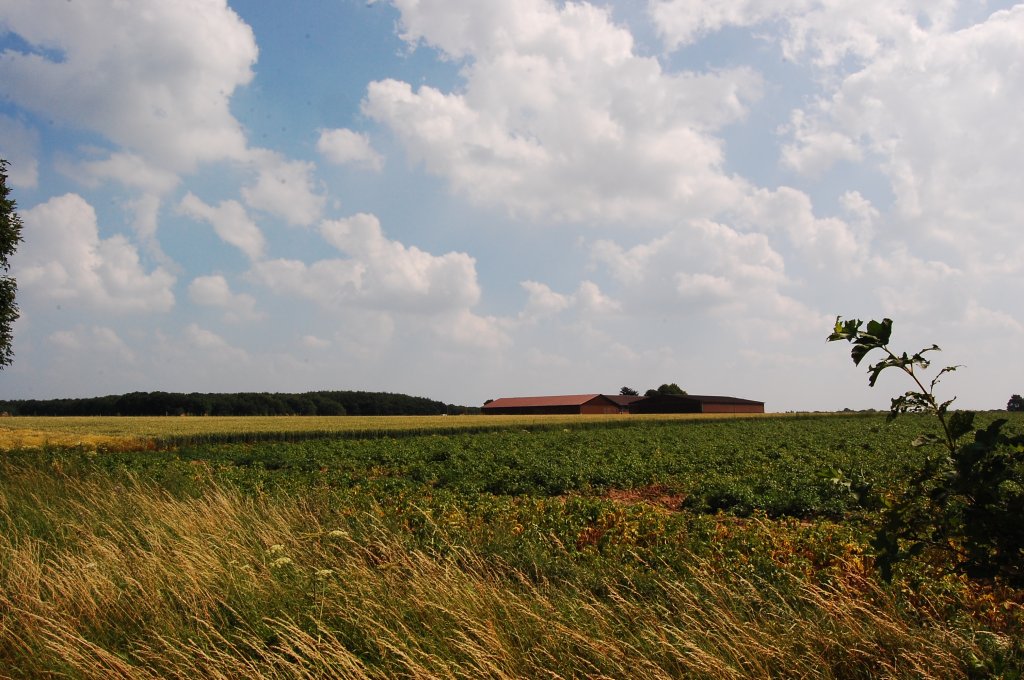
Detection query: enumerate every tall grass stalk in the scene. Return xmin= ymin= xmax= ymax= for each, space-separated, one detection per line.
xmin=0 ymin=461 xmax=1006 ymax=678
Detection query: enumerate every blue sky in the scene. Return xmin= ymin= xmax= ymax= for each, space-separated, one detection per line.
xmin=1 ymin=0 xmax=1022 ymax=411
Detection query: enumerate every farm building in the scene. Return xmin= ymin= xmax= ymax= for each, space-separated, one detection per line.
xmin=482 ymin=394 xmax=623 ymax=415
xmin=482 ymin=393 xmax=764 ymax=415
xmin=629 ymin=394 xmax=764 ymax=414
xmin=606 ymin=394 xmax=644 ymax=413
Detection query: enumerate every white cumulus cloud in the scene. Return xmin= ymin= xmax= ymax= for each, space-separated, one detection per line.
xmin=301 ymin=334 xmax=331 ymax=349
xmin=364 ymin=0 xmax=760 ymax=224
xmin=0 ymin=0 xmax=256 ymax=173
xmin=15 ymin=193 xmax=175 ymax=313
xmin=518 ymin=279 xmax=619 ymax=323
xmin=649 ymin=0 xmax=959 ymax=66
xmin=318 ymin=212 xmax=481 ymax=312
xmin=589 ymin=218 xmax=825 ymax=342
xmin=242 ymin=150 xmax=326 ymax=227
xmin=74 ymin=152 xmax=181 ymax=195
xmin=316 ymin=128 xmax=384 ymax=171
xmin=48 ymin=325 xmax=136 ymax=363
xmin=736 ymin=186 xmax=871 ymax=275
xmin=188 ymin=275 xmax=262 ymax=322
xmin=250 ymin=212 xmax=502 ymax=348
xmin=433 ymin=309 xmax=510 ymax=350
xmin=178 ymin=193 xmax=266 ymax=261
xmin=0 ymin=114 xmax=39 ymax=188
xmin=780 ymin=5 xmax=1024 ymax=265
xmin=183 ymin=323 xmax=250 ymax=363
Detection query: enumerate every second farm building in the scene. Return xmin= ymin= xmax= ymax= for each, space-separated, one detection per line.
xmin=482 ymin=394 xmax=764 ymax=415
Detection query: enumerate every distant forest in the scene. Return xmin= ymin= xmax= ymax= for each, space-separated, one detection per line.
xmin=0 ymin=391 xmax=478 ymax=417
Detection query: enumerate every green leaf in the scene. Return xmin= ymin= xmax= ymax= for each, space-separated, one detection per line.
xmin=826 ymin=317 xmax=846 ymax=342
xmin=827 ymin=316 xmax=864 ymax=343
xmin=868 ymin=357 xmax=902 ymax=386
xmin=851 ymin=344 xmax=874 ymax=366
xmin=865 ymin=318 xmax=892 ymax=344
xmin=936 ymin=398 xmax=954 ymax=418
xmin=974 ymin=419 xmax=1008 ymax=447
xmin=909 ymin=352 xmax=931 ymax=370
xmin=887 ymin=395 xmax=907 ymax=421
xmin=948 ymin=410 xmax=974 ymax=438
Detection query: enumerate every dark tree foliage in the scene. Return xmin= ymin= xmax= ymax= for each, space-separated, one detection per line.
xmin=618 ymin=386 xmax=639 ymax=396
xmin=645 ymin=383 xmax=687 ymax=397
xmin=0 ymin=158 xmax=23 ymax=369
xmin=0 ymin=390 xmax=468 ymax=417
xmin=1008 ymin=394 xmax=1024 ymax=412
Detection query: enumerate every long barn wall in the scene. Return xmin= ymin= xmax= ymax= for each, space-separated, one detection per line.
xmin=701 ymin=404 xmax=765 ymax=414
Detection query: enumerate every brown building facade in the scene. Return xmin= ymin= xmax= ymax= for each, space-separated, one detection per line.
xmin=605 ymin=394 xmax=644 ymax=413
xmin=628 ymin=394 xmax=764 ymax=414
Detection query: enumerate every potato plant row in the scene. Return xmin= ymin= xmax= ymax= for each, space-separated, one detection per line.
xmin=26 ymin=413 xmax=1020 ymax=519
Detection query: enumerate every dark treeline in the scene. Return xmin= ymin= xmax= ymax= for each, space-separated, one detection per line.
xmin=0 ymin=390 xmax=478 ymax=417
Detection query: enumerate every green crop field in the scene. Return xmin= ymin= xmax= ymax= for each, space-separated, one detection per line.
xmin=2 ymin=413 xmax=1022 ymax=678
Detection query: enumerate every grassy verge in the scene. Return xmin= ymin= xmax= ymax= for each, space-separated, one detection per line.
xmin=2 ymin=448 xmax=1021 ymax=678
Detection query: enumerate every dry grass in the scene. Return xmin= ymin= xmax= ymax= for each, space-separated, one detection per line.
xmin=0 ymin=462 xmax=999 ymax=679
xmin=0 ymin=425 xmax=147 ymax=452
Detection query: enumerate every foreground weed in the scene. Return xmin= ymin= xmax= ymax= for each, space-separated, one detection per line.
xmin=830 ymin=316 xmax=1024 ymax=583
xmin=2 ymin=458 xmax=1020 ymax=678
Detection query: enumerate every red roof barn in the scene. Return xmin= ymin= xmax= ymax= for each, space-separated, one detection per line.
xmin=482 ymin=394 xmax=623 ymax=415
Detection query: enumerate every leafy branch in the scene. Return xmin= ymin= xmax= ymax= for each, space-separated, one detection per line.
xmin=828 ymin=316 xmax=1024 ymax=583
xmin=827 ymin=317 xmax=970 ymax=453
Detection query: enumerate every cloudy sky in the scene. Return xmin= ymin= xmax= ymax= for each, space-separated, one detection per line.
xmin=1 ymin=0 xmax=1022 ymax=411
